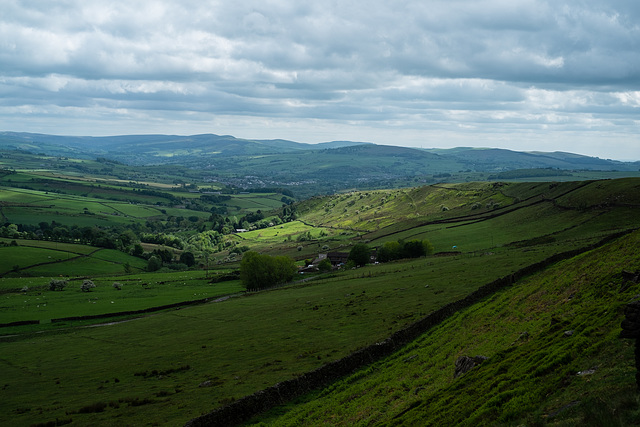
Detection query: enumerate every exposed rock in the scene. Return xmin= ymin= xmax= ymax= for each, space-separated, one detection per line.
xmin=199 ymin=381 xmax=212 ymax=388
xmin=576 ymin=367 xmax=597 ymax=376
xmin=620 ymin=300 xmax=640 ymax=389
xmin=620 ymin=270 xmax=640 ymax=292
xmin=454 ymin=355 xmax=488 ymax=378
xmin=620 ymin=301 xmax=640 ymax=339
xmin=563 ymin=330 xmax=574 ymax=337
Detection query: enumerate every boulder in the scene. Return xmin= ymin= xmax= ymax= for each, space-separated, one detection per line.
xmin=454 ymin=355 xmax=488 ymax=378
xmin=621 ymin=301 xmax=640 ymax=339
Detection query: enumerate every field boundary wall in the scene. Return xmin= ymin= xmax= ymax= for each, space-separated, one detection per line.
xmin=184 ymin=229 xmax=633 ymax=427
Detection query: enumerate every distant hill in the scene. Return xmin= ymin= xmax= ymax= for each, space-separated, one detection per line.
xmin=1 ymin=132 xmax=638 ymax=197
xmin=0 ymin=132 xmax=371 ymax=161
xmin=423 ymin=147 xmax=638 ymax=171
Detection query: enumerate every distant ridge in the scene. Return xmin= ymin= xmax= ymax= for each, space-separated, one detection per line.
xmin=1 ymin=131 xmax=638 ymax=177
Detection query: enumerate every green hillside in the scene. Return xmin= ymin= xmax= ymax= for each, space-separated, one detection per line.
xmin=1 ymin=177 xmax=639 ymax=426
xmin=252 ymin=229 xmax=640 ymax=426
xmin=3 ymin=132 xmax=639 ymax=198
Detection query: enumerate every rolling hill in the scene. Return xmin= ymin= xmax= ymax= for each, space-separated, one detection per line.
xmin=1 ymin=176 xmax=640 ymax=426
xmin=2 ymin=132 xmax=638 ymax=182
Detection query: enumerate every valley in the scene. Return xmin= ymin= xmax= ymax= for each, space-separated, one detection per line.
xmin=0 ymin=139 xmax=639 ymax=426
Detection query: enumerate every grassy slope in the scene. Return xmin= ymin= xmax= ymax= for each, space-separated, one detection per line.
xmin=0 ymin=240 xmax=148 ymax=278
xmin=252 ymin=230 xmax=640 ymax=426
xmin=0 ymin=271 xmax=243 ymax=324
xmin=0 ymin=178 xmax=638 ymax=426
xmin=0 ymin=247 xmax=563 ymax=426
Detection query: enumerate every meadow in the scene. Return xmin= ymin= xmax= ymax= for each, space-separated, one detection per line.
xmin=0 ymin=174 xmax=639 ymax=426
xmin=1 ymin=244 xmax=580 ymax=426
xmin=250 ymin=229 xmax=640 ymax=426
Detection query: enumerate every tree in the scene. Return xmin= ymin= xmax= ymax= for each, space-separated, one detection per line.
xmin=119 ymin=230 xmax=138 ymax=247
xmin=240 ymin=251 xmax=297 ymax=291
xmin=49 ymin=279 xmax=67 ymax=291
xmin=318 ymin=258 xmax=332 ymax=272
xmin=348 ymin=243 xmax=371 ymax=267
xmin=123 ymin=262 xmax=133 ymax=274
xmin=402 ymin=240 xmax=428 ymax=258
xmin=80 ymin=279 xmax=96 ymax=292
xmin=153 ymin=248 xmax=174 ymax=263
xmin=378 ymin=239 xmax=434 ymax=262
xmin=180 ymin=251 xmax=196 ymax=267
xmin=147 ymin=256 xmax=162 ymax=272
xmin=132 ymin=243 xmax=144 ymax=257
xmin=377 ymin=241 xmax=402 ymax=262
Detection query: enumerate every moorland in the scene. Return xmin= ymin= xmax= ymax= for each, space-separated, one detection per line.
xmin=1 ymin=133 xmax=640 ymax=426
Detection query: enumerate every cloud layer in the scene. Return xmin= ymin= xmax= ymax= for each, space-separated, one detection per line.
xmin=1 ymin=0 xmax=639 ymax=159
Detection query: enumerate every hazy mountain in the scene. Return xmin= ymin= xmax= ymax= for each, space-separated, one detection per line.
xmin=1 ymin=132 xmax=637 ymax=174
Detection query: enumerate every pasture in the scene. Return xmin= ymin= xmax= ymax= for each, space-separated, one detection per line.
xmin=0 ymin=177 xmax=638 ymax=426
xmin=252 ymin=230 xmax=640 ymax=426
xmin=0 ymin=241 xmax=148 ymax=278
xmin=0 ymin=243 xmax=576 ymax=426
xmin=0 ymin=270 xmax=243 ymax=324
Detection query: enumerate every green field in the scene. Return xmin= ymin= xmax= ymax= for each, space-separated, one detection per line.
xmin=0 ymin=244 xmax=579 ymax=426
xmin=252 ymin=229 xmax=640 ymax=426
xmin=0 ymin=241 xmax=148 ymax=278
xmin=0 ymin=271 xmax=243 ymax=324
xmin=0 ymin=173 xmax=639 ymax=426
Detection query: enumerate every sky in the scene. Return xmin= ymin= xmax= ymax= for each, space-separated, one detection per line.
xmin=1 ymin=1 xmax=639 ymax=160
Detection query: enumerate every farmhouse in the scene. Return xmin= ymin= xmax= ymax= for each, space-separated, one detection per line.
xmin=327 ymin=251 xmax=349 ymax=266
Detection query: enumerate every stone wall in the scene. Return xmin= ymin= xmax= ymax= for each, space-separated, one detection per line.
xmin=184 ymin=229 xmax=633 ymax=427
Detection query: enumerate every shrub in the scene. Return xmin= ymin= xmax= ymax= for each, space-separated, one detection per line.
xmin=80 ymin=279 xmax=96 ymax=292
xmin=318 ymin=258 xmax=333 ymax=272
xmin=240 ymin=251 xmax=297 ymax=291
xmin=49 ymin=279 xmax=67 ymax=291
xmin=147 ymin=256 xmax=162 ymax=272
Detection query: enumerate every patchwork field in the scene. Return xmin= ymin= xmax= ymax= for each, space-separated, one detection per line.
xmin=1 ymin=164 xmax=639 ymax=426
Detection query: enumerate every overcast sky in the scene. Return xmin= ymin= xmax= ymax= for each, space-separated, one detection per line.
xmin=1 ymin=1 xmax=639 ymax=160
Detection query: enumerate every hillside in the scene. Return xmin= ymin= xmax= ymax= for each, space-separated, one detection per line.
xmin=251 ymin=229 xmax=640 ymax=426
xmin=2 ymin=132 xmax=639 ymax=198
xmin=1 ymin=177 xmax=639 ymax=426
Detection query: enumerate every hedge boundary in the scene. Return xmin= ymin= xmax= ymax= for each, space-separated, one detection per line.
xmin=0 ymin=297 xmax=218 ymax=328
xmin=184 ymin=229 xmax=634 ymax=427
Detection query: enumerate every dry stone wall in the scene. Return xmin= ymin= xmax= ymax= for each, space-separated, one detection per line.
xmin=185 ymin=230 xmax=633 ymax=427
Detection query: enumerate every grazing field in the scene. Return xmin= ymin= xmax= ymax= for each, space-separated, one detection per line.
xmin=0 ymin=176 xmax=639 ymax=426
xmin=0 ymin=242 xmax=147 ymax=278
xmin=0 ymin=271 xmax=243 ymax=324
xmin=0 ymin=244 xmax=579 ymax=426
xmin=252 ymin=230 xmax=640 ymax=426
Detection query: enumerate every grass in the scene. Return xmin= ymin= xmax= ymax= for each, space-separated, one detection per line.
xmin=249 ymin=230 xmax=640 ymax=426
xmin=0 ymin=177 xmax=639 ymax=426
xmin=0 ymin=242 xmax=581 ymax=426
xmin=0 ymin=242 xmax=148 ymax=278
xmin=0 ymin=272 xmax=244 ymax=324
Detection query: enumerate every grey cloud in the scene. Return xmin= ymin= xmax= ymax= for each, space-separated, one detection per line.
xmin=0 ymin=0 xmax=638 ymax=159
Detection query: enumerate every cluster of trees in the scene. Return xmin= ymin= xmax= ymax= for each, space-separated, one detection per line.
xmin=1 ymin=221 xmax=133 ymax=250
xmin=140 ymin=232 xmax=183 ymax=249
xmin=239 ymin=251 xmax=297 ymax=291
xmin=347 ymin=239 xmax=433 ymax=268
xmin=348 ymin=243 xmax=372 ymax=267
xmin=377 ymin=239 xmax=434 ymax=262
xmin=146 ymin=250 xmax=195 ymax=272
